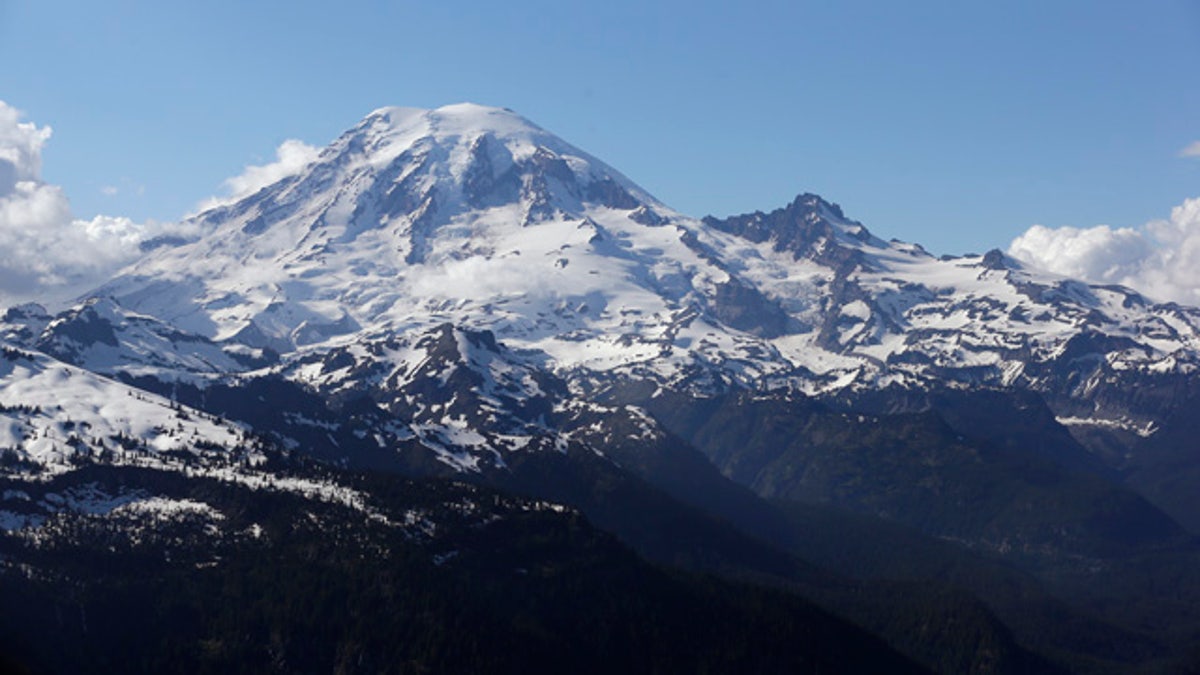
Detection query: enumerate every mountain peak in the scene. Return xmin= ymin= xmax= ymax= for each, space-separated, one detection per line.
xmin=94 ymin=104 xmax=669 ymax=344
xmin=365 ymin=103 xmax=537 ymax=133
xmin=353 ymin=103 xmax=549 ymax=151
xmin=281 ymin=102 xmax=659 ymax=231
xmin=702 ymin=191 xmax=881 ymax=265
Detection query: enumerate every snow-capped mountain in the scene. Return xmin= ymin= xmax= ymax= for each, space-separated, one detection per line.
xmin=10 ymin=103 xmax=1200 ymax=672
xmin=95 ymin=103 xmax=671 ymax=349
xmin=70 ymin=103 xmax=1196 ymax=441
xmin=2 ymin=101 xmax=1198 ymax=537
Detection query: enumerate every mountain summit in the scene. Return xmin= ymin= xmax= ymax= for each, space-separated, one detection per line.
xmin=97 ymin=104 xmax=667 ymax=342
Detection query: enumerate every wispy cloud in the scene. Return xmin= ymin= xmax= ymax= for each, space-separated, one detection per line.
xmin=194 ymin=138 xmax=319 ymax=213
xmin=99 ymin=178 xmax=147 ymax=198
xmin=1180 ymin=141 xmax=1200 ymax=158
xmin=0 ymin=102 xmax=323 ymax=309
xmin=1009 ymin=196 xmax=1200 ymax=306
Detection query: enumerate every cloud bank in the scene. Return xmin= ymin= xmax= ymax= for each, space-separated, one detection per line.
xmin=0 ymin=101 xmax=164 ymax=308
xmin=1009 ymin=196 xmax=1200 ymax=306
xmin=0 ymin=102 xmax=319 ymax=310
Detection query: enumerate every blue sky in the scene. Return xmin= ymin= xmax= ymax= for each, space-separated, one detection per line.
xmin=1 ymin=0 xmax=1198 ymax=256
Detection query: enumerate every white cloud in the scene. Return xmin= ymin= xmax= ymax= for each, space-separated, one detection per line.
xmin=194 ymin=138 xmax=319 ymax=213
xmin=1007 ymin=224 xmax=1151 ymax=281
xmin=1180 ymin=141 xmax=1200 ymax=158
xmin=0 ymin=102 xmax=322 ymax=310
xmin=1009 ymin=196 xmax=1200 ymax=306
xmin=0 ymin=101 xmax=181 ymax=309
xmin=99 ymin=178 xmax=146 ymax=199
xmin=0 ymin=102 xmax=51 ymax=194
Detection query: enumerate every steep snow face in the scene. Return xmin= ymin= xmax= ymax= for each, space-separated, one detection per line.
xmin=96 ymin=104 xmax=662 ymax=342
xmin=91 ymin=104 xmax=806 ymax=384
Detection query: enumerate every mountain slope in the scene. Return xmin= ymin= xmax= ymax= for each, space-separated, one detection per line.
xmin=0 ymin=463 xmax=931 ymax=675
xmin=0 ymin=343 xmax=250 ymax=470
